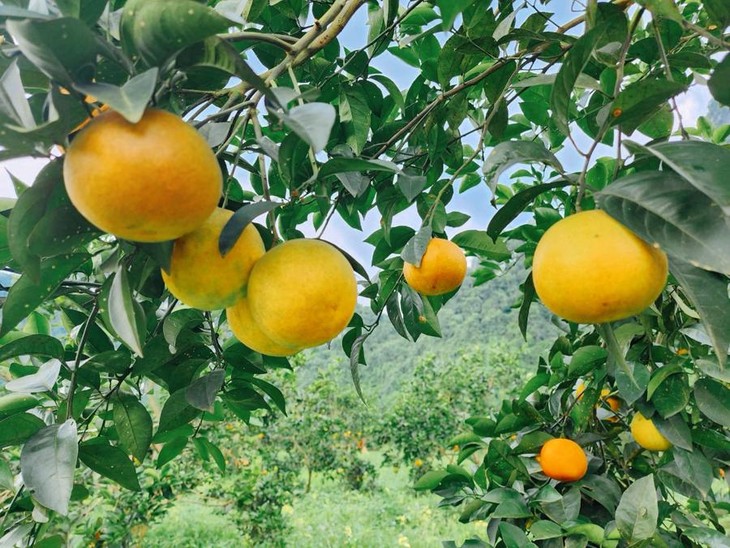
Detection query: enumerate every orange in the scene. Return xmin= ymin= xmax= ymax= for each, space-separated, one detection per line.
xmin=161 ymin=208 xmax=265 ymax=310
xmin=538 ymin=438 xmax=588 ymax=482
xmin=64 ymin=108 xmax=221 ymax=242
xmin=227 ymin=298 xmax=300 ymax=357
xmin=247 ymin=239 xmax=357 ymax=349
xmin=403 ymin=238 xmax=467 ymax=296
xmin=532 ymin=210 xmax=668 ymax=323
xmin=630 ymin=413 xmax=672 ymax=451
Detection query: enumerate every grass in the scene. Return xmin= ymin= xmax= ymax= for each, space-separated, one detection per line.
xmin=285 ymin=451 xmax=486 ymax=548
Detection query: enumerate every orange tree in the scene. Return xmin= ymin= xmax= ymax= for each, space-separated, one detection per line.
xmin=0 ymin=0 xmax=728 ymax=545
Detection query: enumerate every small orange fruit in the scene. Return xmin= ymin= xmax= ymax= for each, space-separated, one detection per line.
xmin=64 ymin=108 xmax=222 ymax=242
xmin=539 ymin=438 xmax=588 ymax=482
xmin=532 ymin=210 xmax=668 ymax=323
xmin=161 ymin=208 xmax=266 ymax=310
xmin=630 ymin=413 xmax=672 ymax=451
xmin=403 ymin=238 xmax=467 ymax=296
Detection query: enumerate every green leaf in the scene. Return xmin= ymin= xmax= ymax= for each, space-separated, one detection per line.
xmin=649 ymin=369 xmax=690 ymax=418
xmin=610 ymin=79 xmax=687 ymax=134
xmin=451 ymin=230 xmax=510 ymax=261
xmin=683 ymin=527 xmax=730 ymax=548
xmin=529 ymin=520 xmax=563 ymax=541
xmin=487 ymin=181 xmax=570 ymax=240
xmin=599 ymin=172 xmax=730 ymax=276
xmin=6 ymin=17 xmax=100 ymax=85
xmin=626 ymin=140 xmax=730 ymax=213
xmin=550 ymin=27 xmax=605 ymax=135
xmin=568 ymin=346 xmax=608 ymax=379
xmin=79 ymin=438 xmax=141 ymax=491
xmin=511 ymin=431 xmax=553 ymax=455
xmin=74 ymin=69 xmax=158 ymax=124
xmin=0 ymin=394 xmax=38 ymax=420
xmin=20 ymin=420 xmax=78 ymax=515
xmin=348 ymin=331 xmax=368 ymax=404
xmin=0 ymin=334 xmax=64 ymax=362
xmin=518 ymin=273 xmax=535 ymax=340
xmin=120 ymin=0 xmax=230 ymax=66
xmin=615 ymin=474 xmax=658 ymax=542
xmin=694 ymin=378 xmax=730 ymax=426
xmin=339 ymin=88 xmax=370 ymax=155
xmin=319 ymin=158 xmax=399 ymax=180
xmin=137 ymin=240 xmax=174 ymax=273
xmin=483 ymin=141 xmax=563 ymax=194
xmin=200 ymin=438 xmax=226 ymax=472
xmin=653 ymin=415 xmax=693 ymax=451
xmin=250 ymin=377 xmax=287 ymax=416
xmin=157 ymin=436 xmax=189 ymax=467
xmin=401 ymin=226 xmax=432 ymax=267
xmin=186 ymin=370 xmax=225 ymax=412
xmin=4 ymin=359 xmax=61 ymax=393
xmin=157 ymin=388 xmax=201 ymax=437
xmin=27 ymin=205 xmax=100 ymax=258
xmin=635 ymin=0 xmax=683 ymax=23
xmin=396 ymin=173 xmax=427 ymax=203
xmin=219 ymin=201 xmax=278 ymax=257
xmin=0 ymin=413 xmax=45 ymax=449
xmin=113 ymin=393 xmax=153 ymax=462
xmin=0 ymin=456 xmax=12 ymax=491
xmin=108 ymin=266 xmax=145 ymax=356
xmin=499 ymin=522 xmax=537 ymax=548
xmin=670 ymin=259 xmax=730 ymax=367
xmin=615 ymin=361 xmax=650 ymax=405
xmin=434 ymin=0 xmax=476 ymax=31
xmin=0 ymin=61 xmax=35 ymax=128
xmin=704 ymin=0 xmax=730 ymax=28
xmin=658 ymin=448 xmax=713 ymax=499
xmin=0 ymin=253 xmax=88 ymax=337
xmin=275 ymin=102 xmax=336 ymax=153
xmin=414 ymin=470 xmax=449 ymax=490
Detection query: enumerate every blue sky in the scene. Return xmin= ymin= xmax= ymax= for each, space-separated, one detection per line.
xmin=0 ymin=2 xmax=714 ymax=269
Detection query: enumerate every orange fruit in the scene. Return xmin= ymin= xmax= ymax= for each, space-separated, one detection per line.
xmin=64 ymin=108 xmax=221 ymax=242
xmin=227 ymin=298 xmax=300 ymax=357
xmin=403 ymin=238 xmax=467 ymax=296
xmin=161 ymin=208 xmax=265 ymax=310
xmin=538 ymin=438 xmax=588 ymax=482
xmin=246 ymin=239 xmax=357 ymax=349
xmin=630 ymin=413 xmax=672 ymax=451
xmin=532 ymin=210 xmax=668 ymax=323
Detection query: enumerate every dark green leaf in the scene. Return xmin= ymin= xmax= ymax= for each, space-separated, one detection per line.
xmin=108 ymin=267 xmax=145 ymax=356
xmin=610 ymin=79 xmax=687 ymax=134
xmin=401 ymin=226 xmax=432 ymax=267
xmin=434 ymin=0 xmax=476 ymax=31
xmin=414 ymin=470 xmax=449 ymax=490
xmin=568 ymin=346 xmax=608 ymax=379
xmin=499 ymin=522 xmax=537 ymax=548
xmin=653 ymin=414 xmax=693 ymax=451
xmin=518 ymin=273 xmax=535 ymax=340
xmin=275 ymin=102 xmax=336 ymax=153
xmin=487 ymin=181 xmax=570 ymax=240
xmin=137 ymin=240 xmax=174 ymax=273
xmin=635 ymin=0 xmax=683 ymax=23
xmin=396 ymin=173 xmax=427 ymax=203
xmin=0 ymin=413 xmax=45 ymax=449
xmin=74 ymin=69 xmax=158 ymax=124
xmin=451 ymin=230 xmax=510 ymax=261
xmin=219 ymin=201 xmax=278 ymax=257
xmin=156 ymin=436 xmax=188 ymax=467
xmin=0 ymin=334 xmax=64 ymax=362
xmin=694 ymin=378 xmax=730 ymax=426
xmin=649 ymin=370 xmax=690 ymax=418
xmin=157 ymin=389 xmax=201 ymax=436
xmin=615 ymin=361 xmax=650 ymax=405
xmin=704 ymin=0 xmax=730 ymax=28
xmin=0 ymin=394 xmax=38 ymax=420
xmin=79 ymin=438 xmax=141 ymax=491
xmin=658 ymin=447 xmax=713 ymax=499
xmin=319 ymin=157 xmax=399 ymax=179
xmin=113 ymin=393 xmax=153 ymax=462
xmin=27 ymin=205 xmax=100 ymax=258
xmin=186 ymin=370 xmax=226 ymax=412
xmin=483 ymin=141 xmax=563 ymax=194
xmin=339 ymin=86 xmax=371 ymax=155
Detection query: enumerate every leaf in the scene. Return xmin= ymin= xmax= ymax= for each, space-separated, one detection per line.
xmin=219 ymin=201 xmax=278 ymax=257
xmin=0 ymin=394 xmax=38 ymax=420
xmin=451 ymin=230 xmax=511 ymax=261
xmin=113 ymin=394 xmax=153 ymax=462
xmin=610 ymin=79 xmax=687 ymax=134
xmin=396 ymin=173 xmax=427 ymax=203
xmin=635 ymin=0 xmax=683 ymax=23
xmin=156 ymin=436 xmax=188 ymax=467
xmin=0 ymin=253 xmax=88 ymax=337
xmin=20 ymin=420 xmax=78 ymax=515
xmin=74 ymin=69 xmax=158 ymax=124
xmin=120 ymin=0 xmax=230 ymax=66
xmin=513 ymin=73 xmax=601 ymax=90
xmin=615 ymin=361 xmax=650 ymax=405
xmin=275 ymin=103 xmax=336 ymax=153
xmin=79 ymin=438 xmax=141 ymax=491
xmin=551 ymin=27 xmax=605 ymax=135
xmin=137 ymin=240 xmax=174 ymax=273
xmin=518 ymin=273 xmax=535 ymax=340
xmin=186 ymin=370 xmax=226 ymax=412
xmin=499 ymin=522 xmax=537 ymax=548
xmin=157 ymin=389 xmax=201 ymax=436
xmin=414 ymin=470 xmax=449 ymax=490
xmin=108 ymin=266 xmax=145 ymax=356
xmin=199 ymin=438 xmax=226 ymax=471
xmin=483 ymin=141 xmax=563 ymax=195
xmin=318 ymin=158 xmax=399 ymax=180
xmin=694 ymin=378 xmax=730 ymax=426
xmin=6 ymin=17 xmax=100 ymax=85
xmin=0 ymin=61 xmax=35 ymax=127
xmin=0 ymin=413 xmax=45 ymax=449
xmin=649 ymin=370 xmax=690 ymax=418
xmin=348 ymin=332 xmax=368 ymax=404
xmin=658 ymin=448 xmax=713 ymax=499
xmin=704 ymin=0 xmax=730 ymax=29
xmin=598 ymin=172 xmax=730 ymax=276
xmin=487 ymin=181 xmax=571 ymax=240
xmin=0 ymin=334 xmax=64 ymax=362
xmin=653 ymin=414 xmax=693 ymax=451
xmin=669 ymin=259 xmax=730 ymax=367
xmin=5 ymin=359 xmax=61 ymax=394
xmin=401 ymin=226 xmax=432 ymax=267
xmin=615 ymin=474 xmax=658 ymax=542
xmin=339 ymin=86 xmax=371 ymax=155
xmin=568 ymin=346 xmax=608 ymax=378
xmin=434 ymin=0 xmax=476 ymax=31
xmin=27 ymin=205 xmax=100 ymax=258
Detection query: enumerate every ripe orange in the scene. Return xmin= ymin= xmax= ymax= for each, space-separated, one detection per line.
xmin=630 ymin=413 xmax=672 ymax=451
xmin=532 ymin=210 xmax=668 ymax=324
xmin=246 ymin=239 xmax=357 ymax=349
xmin=538 ymin=438 xmax=588 ymax=482
xmin=227 ymin=298 xmax=300 ymax=357
xmin=64 ymin=108 xmax=221 ymax=242
xmin=403 ymin=238 xmax=467 ymax=296
xmin=161 ymin=208 xmax=266 ymax=310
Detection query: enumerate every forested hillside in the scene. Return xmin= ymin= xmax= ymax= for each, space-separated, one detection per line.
xmin=299 ymin=265 xmax=559 ymax=402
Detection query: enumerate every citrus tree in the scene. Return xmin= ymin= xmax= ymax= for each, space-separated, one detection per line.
xmin=0 ymin=0 xmax=729 ymax=546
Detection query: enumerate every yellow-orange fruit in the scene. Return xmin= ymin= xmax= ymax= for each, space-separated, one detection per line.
xmin=538 ymin=438 xmax=588 ymax=482
xmin=403 ymin=238 xmax=467 ymax=296
xmin=161 ymin=208 xmax=265 ymax=310
xmin=64 ymin=108 xmax=221 ymax=242
xmin=532 ymin=210 xmax=668 ymax=324
xmin=247 ymin=239 xmax=357 ymax=349
xmin=227 ymin=298 xmax=300 ymax=357
xmin=631 ymin=413 xmax=672 ymax=451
